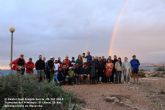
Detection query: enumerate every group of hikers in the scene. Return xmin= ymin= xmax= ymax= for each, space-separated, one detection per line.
xmin=10 ymin=51 xmax=140 ymax=85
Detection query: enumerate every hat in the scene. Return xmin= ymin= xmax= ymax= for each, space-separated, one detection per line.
xmin=50 ymin=56 xmax=54 ymax=59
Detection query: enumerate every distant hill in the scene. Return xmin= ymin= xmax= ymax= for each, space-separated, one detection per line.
xmin=141 ymin=63 xmax=165 ymax=67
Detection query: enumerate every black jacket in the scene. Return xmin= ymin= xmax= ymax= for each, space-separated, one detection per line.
xmin=98 ymin=61 xmax=104 ymax=74
xmin=46 ymin=60 xmax=54 ymax=70
xmin=112 ymin=59 xmax=118 ymax=71
xmin=17 ymin=58 xmax=25 ymax=66
xmin=35 ymin=59 xmax=45 ymax=70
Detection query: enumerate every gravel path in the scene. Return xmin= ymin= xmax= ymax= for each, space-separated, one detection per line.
xmin=63 ymin=77 xmax=165 ymax=110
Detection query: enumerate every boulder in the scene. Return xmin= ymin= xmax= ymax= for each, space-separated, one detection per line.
xmin=105 ymin=96 xmax=120 ymax=103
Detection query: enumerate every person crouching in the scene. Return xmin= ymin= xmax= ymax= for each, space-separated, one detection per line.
xmin=81 ymin=63 xmax=90 ymax=84
xmin=54 ymin=67 xmax=65 ymax=86
xmin=68 ymin=67 xmax=76 ymax=85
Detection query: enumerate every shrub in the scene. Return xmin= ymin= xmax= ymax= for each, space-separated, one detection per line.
xmin=0 ymin=74 xmax=80 ymax=110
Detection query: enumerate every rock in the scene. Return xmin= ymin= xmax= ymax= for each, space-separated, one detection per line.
xmin=105 ymin=95 xmax=141 ymax=109
xmin=105 ymin=96 xmax=120 ymax=104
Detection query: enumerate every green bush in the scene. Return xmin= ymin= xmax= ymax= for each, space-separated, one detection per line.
xmin=0 ymin=74 xmax=79 ymax=110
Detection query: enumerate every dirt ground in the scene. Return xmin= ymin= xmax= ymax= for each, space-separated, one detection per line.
xmin=63 ymin=77 xmax=165 ymax=110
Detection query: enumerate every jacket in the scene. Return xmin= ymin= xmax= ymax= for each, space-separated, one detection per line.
xmin=26 ymin=61 xmax=35 ymax=74
xmin=115 ymin=61 xmax=123 ymax=71
xmin=130 ymin=59 xmax=140 ymax=70
xmin=10 ymin=58 xmax=26 ymax=70
xmin=35 ymin=59 xmax=45 ymax=70
xmin=46 ymin=60 xmax=54 ymax=70
xmin=122 ymin=61 xmax=131 ymax=70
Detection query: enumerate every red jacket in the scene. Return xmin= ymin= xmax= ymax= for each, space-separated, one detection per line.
xmin=64 ymin=59 xmax=70 ymax=67
xmin=10 ymin=58 xmax=26 ymax=70
xmin=26 ymin=61 xmax=35 ymax=74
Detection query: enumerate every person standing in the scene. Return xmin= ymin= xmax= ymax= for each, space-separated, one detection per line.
xmin=112 ymin=55 xmax=118 ymax=83
xmin=63 ymin=56 xmax=71 ymax=68
xmin=97 ymin=57 xmax=104 ymax=83
xmin=115 ymin=57 xmax=123 ymax=84
xmin=46 ymin=57 xmax=55 ymax=82
xmin=90 ymin=57 xmax=98 ymax=84
xmin=71 ymin=57 xmax=76 ymax=66
xmin=11 ymin=54 xmax=26 ymax=75
xmin=54 ymin=58 xmax=60 ymax=83
xmin=26 ymin=58 xmax=35 ymax=74
xmin=101 ymin=56 xmax=107 ymax=82
xmin=35 ymin=55 xmax=45 ymax=82
xmin=54 ymin=58 xmax=60 ymax=72
xmin=105 ymin=59 xmax=113 ymax=83
xmin=76 ymin=55 xmax=83 ymax=84
xmin=130 ymin=55 xmax=140 ymax=84
xmin=122 ymin=57 xmax=131 ymax=83
xmin=57 ymin=57 xmax=63 ymax=68
xmin=43 ymin=57 xmax=47 ymax=79
xmin=86 ymin=51 xmax=92 ymax=64
xmin=82 ymin=53 xmax=87 ymax=64
xmin=101 ymin=56 xmax=107 ymax=66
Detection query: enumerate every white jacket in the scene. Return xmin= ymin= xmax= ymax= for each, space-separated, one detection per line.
xmin=122 ymin=61 xmax=131 ymax=70
xmin=115 ymin=61 xmax=123 ymax=71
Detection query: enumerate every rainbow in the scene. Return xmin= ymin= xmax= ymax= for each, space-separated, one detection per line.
xmin=109 ymin=0 xmax=128 ymax=56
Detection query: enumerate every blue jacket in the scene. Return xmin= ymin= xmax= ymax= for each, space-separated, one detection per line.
xmin=86 ymin=55 xmax=92 ymax=62
xmin=130 ymin=59 xmax=140 ymax=70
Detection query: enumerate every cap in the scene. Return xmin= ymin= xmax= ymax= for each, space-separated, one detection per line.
xmin=50 ymin=56 xmax=54 ymax=59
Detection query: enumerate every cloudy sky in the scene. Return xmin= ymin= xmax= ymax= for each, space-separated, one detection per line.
xmin=0 ymin=0 xmax=165 ymax=68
